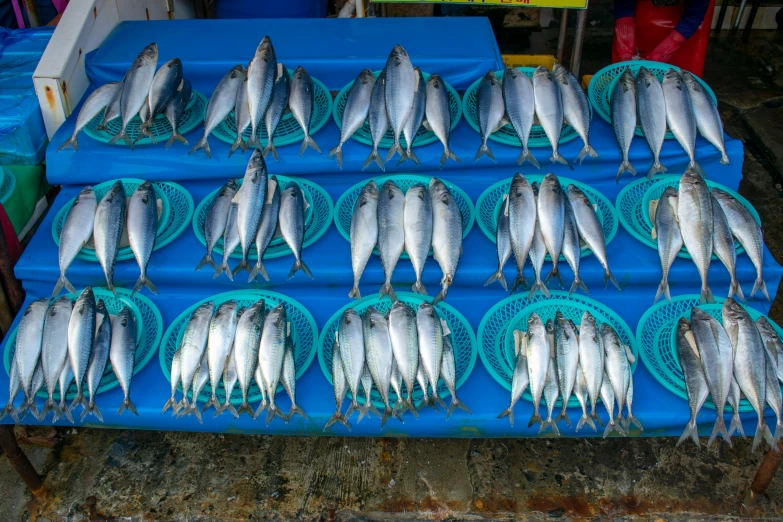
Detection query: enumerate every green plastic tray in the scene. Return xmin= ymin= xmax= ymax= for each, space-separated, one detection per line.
xmin=192 ymin=176 xmax=333 ymax=261
xmin=0 ymin=167 xmax=16 ymax=204
xmin=211 ymin=71 xmax=332 ymax=149
xmin=3 ymin=288 xmax=163 ymax=402
xmin=332 ymin=70 xmax=461 ymax=150
xmin=159 ymin=290 xmax=318 ymax=406
xmin=83 ymin=90 xmax=207 ymax=146
xmin=333 ymin=174 xmax=474 ymax=260
xmin=52 ymin=179 xmax=194 ymax=263
xmin=317 ymin=292 xmax=477 ymax=409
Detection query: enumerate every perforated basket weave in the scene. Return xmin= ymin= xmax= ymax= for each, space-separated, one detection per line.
xmin=3 ymin=288 xmax=163 ymax=401
xmin=462 ymin=68 xmax=581 ymax=148
xmin=52 ymin=179 xmax=194 ymax=263
xmin=0 ymin=167 xmax=16 ymax=204
xmin=159 ymin=290 xmax=318 ymax=405
xmin=332 ymin=70 xmax=461 ymax=150
xmin=211 ymin=71 xmax=332 ymax=149
xmin=317 ymin=292 xmax=477 ymax=409
xmin=83 ymin=90 xmax=207 ymax=146
xmin=333 ymin=174 xmax=474 ymax=260
xmin=192 ymin=176 xmax=333 ymax=261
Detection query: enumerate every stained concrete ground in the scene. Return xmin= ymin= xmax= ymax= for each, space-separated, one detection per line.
xmin=4 ymin=29 xmax=783 ymax=522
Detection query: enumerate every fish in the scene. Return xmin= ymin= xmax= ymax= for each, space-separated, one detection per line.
xmin=229 ymin=70 xmax=252 ymax=157
xmin=349 ymin=181 xmax=379 ymax=299
xmin=601 ymin=324 xmax=630 ymax=432
xmin=757 ymin=316 xmax=783 ymax=384
xmin=1 ymin=356 xmax=21 ymax=422
xmin=56 ymin=360 xmax=75 ymax=423
xmin=485 ymin=195 xmax=511 ymax=291
xmin=377 ymin=181 xmax=405 ymax=300
xmin=324 ymin=335 xmax=351 ymax=432
xmin=475 ymin=70 xmax=504 ymax=163
xmin=176 ymin=302 xmax=215 ymax=415
xmin=385 ymin=45 xmax=415 ymax=162
xmin=110 ymin=43 xmax=158 ymax=148
xmin=634 ymin=67 xmax=668 ymax=178
xmin=198 ymin=179 xmax=239 ymax=273
xmin=578 ymin=311 xmax=604 ymax=428
xmin=508 ymin=174 xmax=537 ymax=294
xmin=262 ymin=66 xmax=291 ymax=161
xmin=568 ymin=184 xmax=620 ymax=290
xmin=94 ymin=181 xmax=126 ymax=295
xmin=653 ymin=187 xmax=683 ymax=304
xmin=403 ymin=183 xmax=432 ymax=295
xmin=498 ymin=330 xmax=529 ymax=427
xmin=554 ymin=311 xmax=579 ymax=428
xmin=390 ymin=358 xmax=406 ymax=419
xmin=764 ymin=345 xmax=783 ymax=445
xmin=162 ymin=350 xmax=182 ymax=414
xmin=624 ymin=368 xmax=643 ymax=432
xmin=204 ymin=300 xmax=239 ymax=413
xmin=533 ymin=67 xmax=570 ymax=168
xmin=217 ymin=342 xmax=239 ymax=419
xmin=246 ymin=36 xmax=277 ymax=150
xmin=165 ymin=78 xmax=193 ymax=149
xmin=55 ymin=186 xmax=97 ymax=297
xmin=600 ymin=368 xmax=625 ymax=437
xmin=682 ymin=71 xmax=729 ymax=165
xmin=110 ymin=307 xmax=137 ymax=416
xmin=713 ymin=188 xmax=768 ymax=301
xmin=233 ymin=151 xmax=268 ymax=277
xmin=502 ymin=67 xmax=538 ymax=168
xmin=430 ymin=178 xmax=462 ymax=304
xmin=358 ymin=365 xmax=380 ymax=423
xmin=675 ymin=317 xmax=709 ymax=447
xmin=190 ymin=65 xmax=245 ymax=158
xmin=216 ymin=202 xmax=240 ymax=280
xmin=39 ymin=296 xmax=73 ymax=421
xmin=553 ymin=63 xmax=596 ymax=164
xmin=67 ymin=289 xmax=96 ymax=413
xmin=711 ymin=193 xmax=743 ymax=301
xmin=441 ymin=326 xmax=469 ymax=418
xmin=139 ymin=96 xmax=150 ymax=125
xmin=611 ymin=68 xmax=637 ymax=182
xmin=398 ymin=67 xmax=426 ymax=166
xmin=363 ymin=307 xmax=395 ymax=427
xmin=541 ymin=351 xmax=561 ymax=436
xmin=338 ymin=308 xmax=365 ymax=420
xmin=249 ymin=177 xmax=281 ymax=283
xmin=16 ymin=360 xmax=43 ymax=421
xmin=331 ymin=69 xmax=375 ymax=169
xmin=280 ymin=182 xmax=313 ymax=280
xmin=563 ymin=195 xmax=588 ymax=295
xmin=728 ymin=376 xmax=745 ymax=438
xmin=81 ymin=300 xmax=111 ymax=422
xmin=289 ymin=66 xmax=321 ymax=157
xmin=417 ymin=302 xmax=447 ymax=411
xmin=574 ymin=364 xmax=597 ymax=432
xmin=388 ymin=301 xmax=419 ymax=417
xmin=538 ymin=173 xmax=566 ymax=288
xmin=528 ymin=182 xmax=550 ymax=299
xmin=723 ymin=298 xmax=773 ymax=451
xmin=678 ymin=170 xmax=714 ymax=304
xmin=254 ymin=364 xmax=268 ymax=419
xmin=97 ymin=77 xmax=124 ymax=131
xmin=364 ymin=69 xmax=388 ymax=171
xmin=258 ymin=304 xmax=289 ymax=425
xmin=232 ymin=300 xmax=264 ymax=417
xmin=425 ymin=73 xmax=459 ymax=169
xmin=662 ymin=69 xmax=704 ymax=176
xmin=185 ymin=353 xmax=209 ymax=422
xmin=58 ymin=82 xmax=122 ymax=152
xmin=416 ymin=355 xmax=438 ymax=412
xmin=128 ymin=181 xmax=159 ymax=296
xmin=138 ymin=58 xmax=183 ymax=142
xmin=525 ymin=313 xmax=550 ymax=428
xmin=281 ymin=331 xmax=307 ymax=421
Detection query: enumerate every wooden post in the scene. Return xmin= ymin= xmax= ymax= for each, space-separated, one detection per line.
xmin=745 ymin=441 xmax=783 ymax=506
xmin=0 ymin=425 xmax=46 ymax=498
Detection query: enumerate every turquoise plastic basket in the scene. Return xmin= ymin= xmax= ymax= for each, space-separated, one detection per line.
xmin=462 ymin=68 xmax=581 ymax=149
xmin=159 ymin=290 xmax=318 ymax=406
xmin=211 ymin=71 xmax=332 ymax=149
xmin=332 ymin=70 xmax=461 ymax=150
xmin=636 ymin=295 xmax=783 ymax=412
xmin=192 ymin=176 xmax=333 ymax=261
xmin=587 ymin=61 xmax=716 ymax=139
xmin=333 ymin=174 xmax=474 ymax=260
xmin=0 ymin=167 xmax=16 ymax=204
xmin=317 ymin=292 xmax=477 ymax=409
xmin=3 ymin=288 xmax=163 ymax=402
xmin=52 ymin=179 xmax=194 ymax=263
xmin=478 ymin=291 xmax=637 ymax=409
xmin=475 ymin=175 xmax=618 ymax=261
xmin=83 ymin=90 xmax=208 ymax=146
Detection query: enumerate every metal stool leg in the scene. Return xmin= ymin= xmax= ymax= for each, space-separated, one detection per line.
xmin=715 ymin=0 xmax=731 ymax=32
xmin=557 ymin=9 xmax=569 ymax=64
xmin=743 ymin=0 xmax=762 ymax=41
xmin=0 ymin=425 xmax=46 ymax=498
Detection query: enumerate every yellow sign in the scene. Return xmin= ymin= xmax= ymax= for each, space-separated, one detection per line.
xmin=374 ymin=0 xmax=587 ymax=8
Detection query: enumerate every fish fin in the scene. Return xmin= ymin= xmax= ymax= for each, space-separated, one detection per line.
xmin=69 ymin=391 xmax=85 ymax=414
xmin=646 ymin=161 xmax=667 ymax=179
xmin=517 ymin=148 xmax=540 ymax=168
xmin=263 ymin=139 xmax=280 ymax=162
xmin=237 ymin=401 xmax=254 ymax=418
xmin=53 ymin=274 xmax=77 ymax=298
xmin=750 ymin=277 xmax=770 ymax=301
xmin=539 ymin=419 xmax=561 ymax=436
xmin=690 ymin=160 xmax=706 ymax=178
xmin=379 ymin=406 xmax=393 ymax=429
xmin=60 ymin=404 xmax=74 ymax=423
xmin=57 ymin=135 xmax=78 ymax=153
xmin=626 ymin=413 xmax=643 ymax=432
xmin=527 ymin=410 xmax=543 ymax=428
xmin=654 ymin=277 xmax=671 ymax=304
xmin=411 ymin=281 xmax=428 ymax=295
xmin=221 ymin=402 xmax=239 ymax=419
xmin=345 ymin=399 xmax=361 ymax=420
xmin=603 ymin=420 xmax=626 ymax=438
xmin=131 ymin=274 xmax=156 ymax=296
xmin=550 ymin=151 xmax=573 ymax=170
xmin=474 ymin=143 xmax=496 ymax=163
xmin=527 ymin=279 xmax=550 ymax=300
xmin=348 ymin=285 xmax=361 ymax=300
xmin=287 ymin=404 xmax=308 ymax=421
xmin=232 ymin=259 xmax=252 ymax=277
xmin=431 ymin=394 xmax=447 ymax=411
xmin=591 ymin=410 xmax=605 ymax=428
xmin=165 ymin=132 xmax=188 ymax=149
xmin=404 ymin=398 xmax=418 ymax=419
xmin=752 ymin=420 xmax=769 ymax=452
xmin=544 ymin=265 xmax=564 ymax=289
xmin=773 ymin=421 xmax=782 ymax=445
xmin=729 ymin=278 xmax=746 ymax=302
xmin=39 ymin=398 xmax=56 ymax=421
xmin=386 ymin=140 xmax=406 ymax=162
xmin=196 ymin=253 xmax=219 ymax=272
xmin=379 ymin=283 xmax=398 ymax=302
xmin=215 ymin=262 xmax=234 ymax=281
xmin=555 ymin=408 xmax=572 ymax=429
xmin=328 ymin=144 xmax=344 ymax=170
xmin=720 ymin=152 xmax=729 ymax=165
xmin=676 ymin=419 xmax=700 ymax=447
xmin=118 ymin=398 xmax=138 ymax=416
xmin=729 ymin=412 xmax=744 ymax=438
xmin=248 ymin=260 xmax=270 ymax=283
xmin=446 ymin=397 xmax=471 ymax=420
xmin=484 ymin=269 xmax=509 ymax=292
xmin=403 ymin=149 xmax=420 ymax=166
xmin=162 ymin=396 xmax=177 ymax=414
xmin=577 ymin=413 xmax=597 ymax=432
xmin=497 ymin=407 xmax=515 ymax=427
xmin=287 ymin=259 xmax=314 ymax=280
xmin=699 ymin=284 xmax=715 ymax=304
xmin=188 ymin=136 xmax=212 ymax=159
xmin=568 ymin=276 xmax=589 ymax=296
xmin=324 ymin=412 xmax=351 ymax=432
xmin=203 ymin=395 xmax=221 ymax=413
xmin=439 ymin=148 xmax=460 ymax=169
xmin=81 ymin=401 xmax=103 ymax=422
xmin=253 ymin=400 xmax=268 ymax=420
xmin=363 ymin=401 xmax=382 ymax=420
xmin=0 ymin=403 xmax=18 ymax=423
xmin=604 ymin=268 xmax=621 ymax=291
xmin=362 ymin=148 xmax=386 ymax=172
xmin=191 ymin=403 xmax=203 ymax=423
xmin=432 ymin=286 xmax=449 ymax=305
xmin=108 ymin=130 xmax=134 ymax=149
xmin=576 ymin=143 xmax=598 ymax=164
xmin=708 ymin=416 xmax=731 ymax=447
xmin=616 ymin=160 xmax=636 ymax=183
xmin=510 ymin=274 xmax=529 ymax=294
xmin=265 ymin=403 xmax=287 ymax=426
xmin=229 ymin=136 xmax=246 ymax=158
xmin=299 ymin=135 xmax=321 ymax=157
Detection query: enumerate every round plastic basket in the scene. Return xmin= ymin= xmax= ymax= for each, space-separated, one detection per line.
xmin=462 ymin=68 xmax=581 ymax=148
xmin=0 ymin=167 xmax=16 ymax=204
xmin=3 ymin=288 xmax=163 ymax=402
xmin=475 ymin=175 xmax=618 ymax=261
xmin=636 ymin=295 xmax=783 ymax=412
xmin=332 ymin=70 xmax=461 ymax=150
xmin=52 ymin=179 xmax=194 ymax=263
xmin=317 ymin=292 xmax=477 ymax=409
xmin=83 ymin=90 xmax=208 ymax=146
xmin=478 ymin=291 xmax=636 ymax=409
xmin=192 ymin=176 xmax=333 ymax=261
xmin=587 ymin=61 xmax=716 ymax=139
xmin=159 ymin=290 xmax=318 ymax=406
xmin=333 ymin=174 xmax=474 ymax=260
xmin=211 ymin=71 xmax=332 ymax=149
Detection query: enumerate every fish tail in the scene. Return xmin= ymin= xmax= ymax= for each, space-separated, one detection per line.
xmin=109 ymin=130 xmax=134 ymax=150
xmin=196 ymin=253 xmax=219 ymax=273
xmin=604 ymin=268 xmax=621 ymax=291
xmin=324 ymin=411 xmax=351 ymax=432
xmin=190 ymin=403 xmax=203 ymax=424
xmin=544 ymin=265 xmax=564 ymax=289
xmin=773 ymin=420 xmax=782 ymax=445
xmin=527 ymin=409 xmax=543 ymax=428
xmin=446 ymin=396 xmax=471 ymax=420
xmin=527 ymin=278 xmax=550 ymax=300
xmin=0 ymin=402 xmax=18 ymax=423
xmin=363 ymin=401 xmax=382 ymax=421
xmin=517 ymin=147 xmax=540 ymax=168
xmin=555 ymin=408 xmax=573 ymax=429
xmin=287 ymin=403 xmax=308 ymax=421
xmin=616 ymin=160 xmax=636 ymax=183
xmin=362 ymin=148 xmax=386 ymax=172
xmin=432 ymin=285 xmax=449 ymax=305
xmin=60 ymin=403 xmax=74 ymax=423
xmin=214 ymin=261 xmax=234 ymax=281
xmin=646 ymin=160 xmax=667 ymax=179
xmin=188 ymin=136 xmax=212 ymax=159
xmin=403 ymin=148 xmax=420 ymax=167
xmin=328 ymin=144 xmax=344 ymax=170
xmin=729 ymin=277 xmax=746 ymax=302
xmin=720 ymin=151 xmax=730 ymax=165
xmin=497 ymin=407 xmax=515 ymax=427
xmin=132 ymin=274 xmax=158 ymax=296
xmin=265 ymin=403 xmax=287 ymax=426
xmin=708 ymin=416 xmax=731 ymax=447
xmin=484 ymin=269 xmax=509 ymax=292
xmin=262 ymin=139 xmax=280 ymax=162
xmin=440 ymin=147 xmax=461 ymax=169
xmin=175 ymin=397 xmax=188 ymax=417
xmin=474 ymin=142 xmax=496 ymax=163
xmin=69 ymin=391 xmax=85 ymax=414
xmin=699 ymin=283 xmax=715 ymax=304
xmin=161 ymin=396 xmax=177 ymax=414
xmin=404 ymin=398 xmax=418 ymax=419
xmin=729 ymin=412 xmax=745 ymax=438
xmin=287 ymin=258 xmax=314 ymax=280
xmin=751 ymin=276 xmax=770 ymax=301
xmin=299 ymin=135 xmax=321 ymax=157
xmin=57 ymin=135 xmax=78 ymax=153
xmin=568 ymin=276 xmax=589 ymax=296
xmin=165 ymin=131 xmax=188 ymax=150
xmin=345 ymin=398 xmax=361 ymax=420
xmin=39 ymin=398 xmax=57 ymax=421
xmin=690 ymin=159 xmax=706 ymax=178
xmin=677 ymin=419 xmax=700 ymax=447
xmin=626 ymin=413 xmax=643 ymax=432
xmin=253 ymin=400 xmax=268 ymax=420
xmin=13 ymin=400 xmax=30 ymax=421
xmin=577 ymin=413 xmax=597 ymax=432
xmin=379 ymin=283 xmax=398 ymax=302
xmin=510 ymin=273 xmax=529 ymax=294
xmin=591 ymin=409 xmax=605 ymax=428
xmin=81 ymin=401 xmax=103 ymax=422
xmin=379 ymin=406 xmax=394 ymax=429
xmin=232 ymin=259 xmax=252 ymax=277
xmin=53 ymin=274 xmax=77 ymax=297
xmin=228 ymin=136 xmax=245 ymax=158
xmin=385 ymin=139 xmax=406 ymax=162
xmin=248 ymin=260 xmax=270 ymax=283
xmin=752 ymin=419 xmax=770 ymax=452
xmin=203 ymin=395 xmax=221 ymax=413
xmin=411 ymin=280 xmax=428 ymax=295
xmin=118 ymin=397 xmax=138 ymax=417
xmin=539 ymin=419 xmax=561 ymax=436
xmin=215 ymin=400 xmax=239 ymax=419
xmin=550 ymin=150 xmax=573 ymax=170
xmin=654 ymin=277 xmax=671 ymax=304
xmin=236 ymin=400 xmax=254 ymax=418
xmin=348 ymin=284 xmax=361 ymax=300
xmin=603 ymin=420 xmax=626 ymax=438
xmin=576 ymin=143 xmax=598 ymax=165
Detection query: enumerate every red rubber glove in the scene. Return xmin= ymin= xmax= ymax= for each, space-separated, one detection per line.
xmin=612 ymin=17 xmax=636 ymax=63
xmin=645 ymin=30 xmax=687 ymax=63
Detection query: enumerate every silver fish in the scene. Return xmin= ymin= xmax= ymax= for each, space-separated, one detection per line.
xmin=110 ymin=43 xmax=157 ymax=149
xmin=82 ymin=300 xmax=111 ymax=422
xmin=138 ymin=58 xmax=182 ymax=142
xmin=528 ymin=182 xmax=550 ymax=299
xmin=185 ymin=353 xmax=209 ymax=423
xmin=578 ymin=311 xmax=604 ymax=427
xmin=403 ymin=183 xmax=432 ymax=295
xmin=475 ymin=70 xmax=504 ymax=163
xmin=331 ymin=69 xmax=375 ymax=169
xmin=233 ymin=150 xmax=268 ymax=277
xmin=757 ymin=316 xmax=783 ymax=384
xmin=563 ymin=195 xmax=588 ymax=295
xmin=624 ymin=368 xmax=643 ymax=432
xmin=162 ymin=349 xmax=182 ymax=414
xmin=16 ymin=360 xmax=43 ymax=422
xmin=281 ymin=331 xmax=306 ymax=421
xmin=682 ymin=71 xmax=728 ymax=165
xmin=128 ymin=181 xmax=158 ymax=296
xmin=262 ymin=66 xmax=291 ymax=161
xmin=246 ymin=36 xmax=277 ymax=150
xmin=190 ymin=65 xmax=245 ymax=158
xmin=358 ymin=365 xmax=380 ymax=422
xmin=58 ymin=82 xmax=122 ymax=152
xmin=399 ymin=67 xmax=426 ymax=166
xmin=97 ymin=77 xmax=124 ymax=131
xmin=378 ymin=181 xmax=405 ymax=301
xmin=363 ymin=307 xmax=394 ymax=427
xmin=289 ymin=65 xmax=321 ymax=157
xmin=441 ymin=326 xmax=469 ymax=419
xmin=525 ymin=313 xmax=550 ymax=428
xmin=416 ymin=355 xmax=437 ymax=412
xmin=39 ymin=296 xmax=72 ymax=421
xmin=364 ymin=69 xmax=388 ymax=172
xmin=662 ymin=69 xmax=704 ymax=176
xmin=611 ymin=68 xmax=637 ymax=182
xmin=430 ymin=178 xmax=462 ymax=304
xmin=254 ymin=364 xmax=268 ymax=419
xmin=385 ymin=45 xmax=415 ymax=162
xmin=198 ymin=179 xmax=239 ymax=274
xmin=249 ymin=177 xmax=281 ymax=283
xmin=538 ymin=173 xmax=566 ymax=288
xmin=425 ymin=73 xmax=459 ymax=169
xmin=498 ymin=330 xmax=529 ymax=427
xmin=177 ymin=301 xmax=215 ymax=414
xmin=764 ymin=346 xmax=783 ymax=445
xmin=165 ymin=78 xmax=192 ymax=149
xmin=711 ymin=192 xmax=743 ymax=301
xmin=324 ymin=335 xmax=351 ymax=432
xmin=502 ymin=67 xmax=538 ymax=168
xmin=654 ymin=187 xmax=683 ymax=304
xmin=678 ymin=170 xmax=714 ymax=304
xmin=388 ymin=301 xmax=419 ymax=417
xmin=728 ymin=376 xmax=745 ymax=438
xmin=94 ymin=181 xmax=126 ymax=295
xmin=217 ymin=342 xmax=239 ymax=419
xmin=139 ymin=96 xmax=150 ymax=124
xmin=280 ymin=182 xmax=313 ymax=280
xmin=554 ymin=63 xmax=596 ymax=164
xmin=508 ymin=174 xmax=537 ymax=294
xmin=1 ymin=355 xmax=21 ymax=422
xmin=417 ymin=303 xmax=446 ymax=410
xmin=233 ymin=300 xmax=264 ymax=418
xmin=229 ymin=72 xmax=251 ymax=157
xmin=676 ymin=317 xmax=708 ymax=446
xmin=67 ymin=289 xmax=95 ymax=414
xmin=568 ymin=184 xmax=620 ymax=290
xmin=349 ymin=181 xmax=379 ymax=299
xmin=554 ymin=311 xmax=579 ymax=428
xmin=110 ymin=307 xmax=137 ymax=416
xmin=216 ymin=202 xmax=240 ymax=281
xmin=258 ymin=303 xmax=288 ymax=425
xmin=541 ymin=351 xmax=561 ymax=436
xmin=635 ymin=67 xmax=667 ymax=178
xmin=485 ymin=195 xmax=511 ymax=291
xmin=601 ymin=324 xmax=630 ymax=433
xmin=574 ymin=364 xmax=597 ymax=432
xmin=204 ymin=300 xmax=239 ymax=413
xmin=390 ymin=358 xmax=406 ymax=418
xmin=55 ymin=186 xmax=97 ymax=297
xmin=533 ymin=67 xmax=570 ymax=168
xmin=600 ymin=367 xmax=625 ymax=437
xmin=338 ymin=308 xmax=365 ymax=419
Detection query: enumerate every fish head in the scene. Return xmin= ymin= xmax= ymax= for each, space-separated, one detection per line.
xmin=676 ymin=317 xmax=692 ymax=338
xmin=228 ymin=64 xmax=246 ymax=81
xmin=555 ymin=310 xmax=568 ymax=329
xmin=246 ymin=148 xmax=266 ymax=173
xmin=391 ymin=300 xmax=412 ymax=316
xmin=77 ymin=186 xmax=96 ymax=201
xmin=616 ymin=68 xmax=635 ymax=91
xmin=511 ymin=173 xmax=531 ymax=196
xmin=267 ymin=303 xmax=287 ymax=325
xmin=681 ymin=71 xmax=701 ymax=90
xmin=418 ymin=302 xmax=435 ymax=317
xmin=284 ymin=183 xmax=302 ymax=201
xmin=428 ymin=177 xmax=450 ymax=200
xmin=532 ymin=66 xmax=553 ymax=82
xmin=662 ymin=186 xmax=679 ymax=199
xmin=542 ymin=172 xmax=561 ymax=191
xmin=116 ymin=306 xmax=134 ymax=327
xmin=545 ymin=319 xmax=554 ymax=334
xmin=77 ymin=286 xmax=95 ymax=304
xmin=527 ymin=312 xmax=543 ymax=330
xmin=95 ymin=298 xmax=108 ymax=315
xmin=389 ymin=44 xmax=409 ymax=61
xmin=722 ymin=298 xmax=746 ymax=320
xmin=140 ymin=43 xmax=158 ymax=61
xmin=357 ymin=68 xmax=375 ymax=85
xmin=427 ymin=73 xmax=442 ymax=90
xmin=364 ymin=307 xmax=387 ymax=329
xmin=216 ymin=299 xmax=239 ymax=318
xmin=359 ymin=181 xmax=379 ymax=207
xmin=552 ymin=63 xmax=569 ymax=84
xmin=678 ymin=169 xmax=703 ymax=193
xmin=504 ymin=66 xmax=520 ymax=81
xmin=407 ymin=183 xmax=428 ymax=202
xmin=257 ymin=36 xmax=275 ymax=56
xmin=483 ymin=70 xmax=499 ymax=86
xmin=195 ymin=301 xmax=216 ymax=320
xmin=689 ymin=307 xmax=711 ymax=324
xmin=381 ymin=180 xmax=403 ymax=201
xmin=662 ymin=68 xmax=683 ymax=87
xmin=49 ymin=295 xmax=72 ymax=316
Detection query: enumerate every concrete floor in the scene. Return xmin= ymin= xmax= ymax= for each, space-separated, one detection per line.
xmin=4 ymin=30 xmax=783 ymax=522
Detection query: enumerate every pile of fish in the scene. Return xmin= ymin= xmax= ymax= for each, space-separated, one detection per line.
xmin=350 ymin=177 xmax=461 ymax=304
xmin=326 ymin=301 xmax=470 ymax=431
xmin=331 ymin=44 xmax=458 ymax=171
xmin=164 ymin=298 xmax=305 ymax=425
xmin=1 ymin=287 xmax=138 ymax=423
xmin=197 ymin=150 xmax=312 ymax=282
xmin=651 ymin=170 xmax=768 ymax=305
xmin=473 ymin=64 xmax=596 ymax=168
xmin=192 ymin=36 xmax=321 ymax=159
xmin=611 ymin=66 xmax=728 ymax=182
xmin=485 ymin=173 xmax=619 ymax=297
xmin=676 ymin=299 xmax=782 ymax=451
xmin=55 ymin=180 xmax=161 ymax=298
xmin=59 ymin=43 xmax=193 ymax=151
xmin=500 ymin=311 xmax=641 ymax=437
